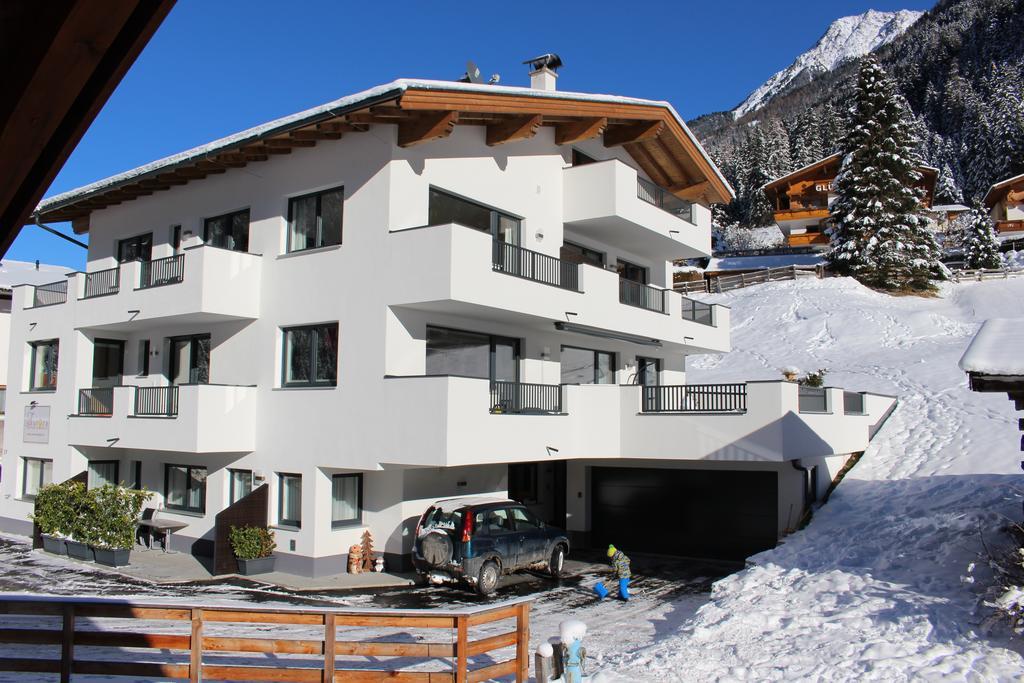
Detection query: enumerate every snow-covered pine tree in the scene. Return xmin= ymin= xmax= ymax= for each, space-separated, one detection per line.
xmin=934 ymin=161 xmax=963 ymax=205
xmin=827 ymin=57 xmax=940 ymax=291
xmin=962 ymin=206 xmax=1002 ymax=270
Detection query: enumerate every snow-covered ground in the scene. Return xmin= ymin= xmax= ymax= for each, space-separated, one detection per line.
xmin=599 ymin=276 xmax=1024 ymax=680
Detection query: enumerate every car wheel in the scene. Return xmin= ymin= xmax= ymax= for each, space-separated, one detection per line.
xmin=476 ymin=560 xmax=499 ymax=596
xmin=548 ymin=545 xmax=566 ymax=578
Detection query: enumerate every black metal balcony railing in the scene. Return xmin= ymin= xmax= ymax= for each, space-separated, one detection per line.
xmin=139 ymin=254 xmax=184 ymax=290
xmin=489 ymin=381 xmax=562 ymax=415
xmin=619 ymin=278 xmax=666 ymax=313
xmin=78 ymin=388 xmax=114 ymax=416
xmin=642 ymin=383 xmax=747 ymax=413
xmin=135 ymin=386 xmax=179 ymax=416
xmin=492 ymin=241 xmax=580 ymax=292
xmin=843 ymin=391 xmax=865 ymax=414
xmin=637 ymin=176 xmax=694 ymax=223
xmin=82 ymin=267 xmax=120 ymax=299
xmin=32 ymin=280 xmax=67 ymax=307
xmin=798 ymin=386 xmax=829 ymax=413
xmin=681 ymin=297 xmax=714 ymax=326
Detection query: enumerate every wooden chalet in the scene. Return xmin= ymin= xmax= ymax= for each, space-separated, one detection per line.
xmin=983 ymin=173 xmax=1024 ymax=235
xmin=762 ymin=153 xmax=937 ymax=249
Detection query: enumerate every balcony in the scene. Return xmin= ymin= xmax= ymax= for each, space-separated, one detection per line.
xmin=68 ymin=384 xmax=257 ymax=453
xmin=20 ymin=246 xmax=261 ymax=332
xmin=562 ymin=159 xmax=709 ymax=260
xmin=996 ymin=219 xmax=1024 ymax=233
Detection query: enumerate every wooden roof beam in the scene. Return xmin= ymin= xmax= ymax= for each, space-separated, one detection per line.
xmin=627 ymin=142 xmax=672 ymax=188
xmin=265 ymin=137 xmax=315 ymax=149
xmin=604 ymin=120 xmax=664 ymax=148
xmin=398 ymin=111 xmax=459 ymax=148
xmin=291 ymin=130 xmax=342 ymax=141
xmin=670 ymin=180 xmax=712 ymax=201
xmin=486 ymin=115 xmax=543 ymax=146
xmin=554 ymin=117 xmax=607 ymax=145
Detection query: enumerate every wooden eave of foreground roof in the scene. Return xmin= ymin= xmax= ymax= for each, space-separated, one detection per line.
xmin=983 ymin=174 xmax=1024 ymax=210
xmin=38 ymin=84 xmax=733 ymax=233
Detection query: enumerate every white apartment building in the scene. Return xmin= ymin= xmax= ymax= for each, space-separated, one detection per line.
xmin=0 ymin=70 xmax=896 ymax=575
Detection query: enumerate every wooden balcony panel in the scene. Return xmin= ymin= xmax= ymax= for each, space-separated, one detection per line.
xmin=774 ymin=209 xmax=830 ymax=222
xmin=995 ymin=220 xmax=1024 ymax=233
xmin=787 ymin=233 xmax=830 ymax=247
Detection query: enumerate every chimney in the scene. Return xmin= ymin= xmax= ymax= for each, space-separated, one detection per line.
xmin=524 ymin=53 xmax=562 ymax=91
xmin=35 ymin=259 xmax=39 ymax=270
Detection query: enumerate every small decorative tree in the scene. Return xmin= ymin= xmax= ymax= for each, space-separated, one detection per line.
xmin=360 ymin=529 xmax=375 ymax=572
xmin=962 ymin=207 xmax=1002 ymax=270
xmin=798 ymin=368 xmax=828 ymax=387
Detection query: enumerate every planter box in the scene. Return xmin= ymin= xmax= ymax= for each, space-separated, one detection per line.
xmin=93 ymin=547 xmax=131 ymax=567
xmin=236 ymin=555 xmax=276 ymax=575
xmin=41 ymin=535 xmax=67 ymax=556
xmin=66 ymin=540 xmax=94 ymax=562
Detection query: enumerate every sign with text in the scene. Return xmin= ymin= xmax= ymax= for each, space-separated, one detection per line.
xmin=23 ymin=405 xmax=50 ymax=444
xmin=814 ymin=181 xmax=833 ymax=193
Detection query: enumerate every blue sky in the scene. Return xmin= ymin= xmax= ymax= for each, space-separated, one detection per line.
xmin=12 ymin=0 xmax=934 ymax=269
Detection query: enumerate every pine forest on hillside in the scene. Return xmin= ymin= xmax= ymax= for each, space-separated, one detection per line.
xmin=692 ymin=0 xmax=1024 ymax=229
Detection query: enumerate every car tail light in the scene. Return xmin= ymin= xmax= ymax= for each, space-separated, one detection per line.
xmin=461 ymin=510 xmax=473 ymax=543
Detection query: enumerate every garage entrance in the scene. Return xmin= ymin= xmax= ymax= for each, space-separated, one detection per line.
xmin=590 ymin=467 xmax=778 ymax=561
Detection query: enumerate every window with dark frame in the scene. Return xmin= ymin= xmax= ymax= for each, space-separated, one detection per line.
xmin=560 ymin=346 xmax=616 ymax=385
xmin=427 ymin=188 xmax=520 ymax=245
xmin=278 ymin=473 xmax=302 ymax=527
xmin=425 ymin=325 xmax=519 ymax=382
xmin=29 ymin=339 xmax=59 ymax=391
xmin=288 ymin=186 xmax=343 ymax=252
xmin=204 ymin=209 xmax=250 ymax=252
xmin=138 ymin=339 xmax=150 ymax=376
xmin=282 ymin=323 xmax=338 ymax=387
xmin=331 ymin=473 xmax=362 ymax=527
xmin=164 ymin=464 xmax=207 ymax=513
xmin=559 ymin=241 xmax=605 ymax=268
xmin=616 ymin=259 xmax=648 ymax=284
xmin=229 ymin=469 xmax=254 ymax=504
xmin=117 ymin=232 xmax=153 ymax=263
xmin=170 ymin=225 xmax=182 ymax=253
xmin=636 ymin=356 xmax=661 ymax=386
xmin=88 ymin=460 xmax=119 ymax=489
xmin=129 ymin=460 xmax=142 ymax=490
xmin=22 ymin=458 xmax=52 ymax=499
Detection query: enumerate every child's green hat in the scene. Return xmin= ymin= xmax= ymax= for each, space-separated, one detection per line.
xmin=607 ymin=545 xmax=616 ymax=557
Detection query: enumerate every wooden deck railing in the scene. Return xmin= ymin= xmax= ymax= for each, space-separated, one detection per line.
xmin=0 ymin=595 xmax=531 ymax=682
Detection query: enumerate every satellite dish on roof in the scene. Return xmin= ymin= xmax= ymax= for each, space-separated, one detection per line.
xmin=459 ymin=60 xmax=484 ymax=84
xmin=523 ymin=53 xmax=563 ymax=72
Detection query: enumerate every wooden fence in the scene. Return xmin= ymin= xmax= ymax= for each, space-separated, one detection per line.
xmin=0 ymin=595 xmax=531 ymax=682
xmin=711 ymin=265 xmax=817 ymax=293
xmin=950 ymin=268 xmax=1024 ymax=282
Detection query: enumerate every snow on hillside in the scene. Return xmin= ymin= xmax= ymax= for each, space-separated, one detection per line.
xmin=602 ymin=277 xmax=1024 ymax=679
xmin=733 ymin=9 xmax=922 ymax=118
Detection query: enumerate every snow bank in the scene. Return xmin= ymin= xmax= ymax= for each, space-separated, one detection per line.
xmin=959 ymin=318 xmax=1024 ymax=375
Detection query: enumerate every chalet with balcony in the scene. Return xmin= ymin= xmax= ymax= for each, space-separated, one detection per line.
xmin=983 ymin=173 xmax=1024 ymax=236
xmin=0 ymin=66 xmax=896 ymax=574
xmin=764 ymin=153 xmax=938 ymax=249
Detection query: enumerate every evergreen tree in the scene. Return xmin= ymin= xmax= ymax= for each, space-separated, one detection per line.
xmin=935 ymin=162 xmax=964 ymax=205
xmin=827 ymin=57 xmax=941 ymax=291
xmin=962 ymin=206 xmax=1002 ymax=270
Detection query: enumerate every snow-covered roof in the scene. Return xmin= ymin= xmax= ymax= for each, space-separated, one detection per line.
xmin=707 ymin=254 xmax=824 ymax=271
xmin=983 ymin=172 xmax=1024 ymax=208
xmin=929 ymin=203 xmax=970 ymax=213
xmin=958 ymin=318 xmax=1024 ymax=376
xmin=0 ymin=259 xmax=72 ymax=291
xmin=37 ymin=78 xmax=733 ymax=218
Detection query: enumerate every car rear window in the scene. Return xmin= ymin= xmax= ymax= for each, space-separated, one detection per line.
xmin=421 ymin=507 xmax=463 ymax=533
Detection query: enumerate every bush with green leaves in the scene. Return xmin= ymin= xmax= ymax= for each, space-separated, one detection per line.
xmin=30 ymin=483 xmax=75 ymax=536
xmin=229 ymin=526 xmax=276 ymax=560
xmin=90 ymin=484 xmax=152 ymax=550
xmin=798 ymin=368 xmax=828 ymax=388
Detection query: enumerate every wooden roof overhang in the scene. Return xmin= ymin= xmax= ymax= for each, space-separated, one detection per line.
xmin=35 ymin=82 xmax=734 ymax=234
xmin=763 ymin=153 xmax=938 ymax=208
xmin=983 ymin=173 xmax=1024 ymax=210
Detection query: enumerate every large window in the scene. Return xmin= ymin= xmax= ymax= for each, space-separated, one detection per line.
xmin=22 ymin=458 xmax=52 ymax=499
xmin=164 ymin=464 xmax=207 ymax=513
xmin=561 ymin=346 xmax=616 ymax=385
xmin=425 ymin=326 xmax=518 ymax=381
xmin=117 ymin=232 xmax=152 ymax=263
xmin=559 ymin=241 xmax=605 ymax=268
xmin=288 ymin=186 xmax=343 ymax=252
xmin=636 ymin=357 xmax=661 ymax=386
xmin=29 ymin=339 xmax=59 ymax=391
xmin=169 ymin=334 xmax=211 ymax=385
xmin=204 ymin=209 xmax=250 ymax=252
xmin=137 ymin=339 xmax=150 ymax=377
xmin=92 ymin=339 xmax=124 ymax=387
xmin=229 ymin=469 xmax=253 ymax=504
xmin=283 ymin=323 xmax=338 ymax=387
xmin=331 ymin=473 xmax=362 ymax=527
xmin=428 ymin=188 xmax=520 ymax=244
xmin=278 ymin=473 xmax=302 ymax=527
xmin=88 ymin=460 xmax=119 ymax=489
xmin=617 ymin=259 xmax=647 ymax=284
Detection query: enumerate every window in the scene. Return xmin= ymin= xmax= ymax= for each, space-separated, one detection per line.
xmin=571 ymin=149 xmax=598 ymax=166
xmin=428 ymin=188 xmax=520 ymax=244
xmin=560 ymin=346 xmax=615 ymax=385
xmin=278 ymin=473 xmax=302 ymax=527
xmin=288 ymin=186 xmax=343 ymax=252
xmin=481 ymin=508 xmax=512 ymax=535
xmin=331 ymin=473 xmax=362 ymax=527
xmin=559 ymin=241 xmax=605 ymax=268
xmin=92 ymin=339 xmax=124 ymax=387
xmin=88 ymin=460 xmax=119 ymax=489
xmin=617 ymin=259 xmax=647 ymax=284
xmin=204 ymin=209 xmax=250 ymax=252
xmin=164 ymin=464 xmax=207 ymax=513
xmin=636 ymin=357 xmax=661 ymax=386
xmin=229 ymin=469 xmax=253 ymax=504
xmin=511 ymin=507 xmax=542 ymax=530
xmin=170 ymin=225 xmax=182 ymax=253
xmin=425 ymin=326 xmax=519 ymax=381
xmin=117 ymin=232 xmax=153 ymax=263
xmin=29 ymin=339 xmax=59 ymax=391
xmin=282 ymin=324 xmax=338 ymax=387
xmin=22 ymin=458 xmax=52 ymax=499
xmin=128 ymin=460 xmax=142 ymax=490
xmin=169 ymin=334 xmax=211 ymax=385
xmin=137 ymin=339 xmax=150 ymax=377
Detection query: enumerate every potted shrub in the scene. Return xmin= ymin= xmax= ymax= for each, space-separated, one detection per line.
xmin=63 ymin=482 xmax=96 ymax=561
xmin=31 ymin=483 xmax=69 ymax=555
xmin=229 ymin=525 xmax=276 ymax=575
xmin=90 ymin=484 xmax=152 ymax=567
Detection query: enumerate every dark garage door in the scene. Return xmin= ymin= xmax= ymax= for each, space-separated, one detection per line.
xmin=591 ymin=467 xmax=778 ymax=561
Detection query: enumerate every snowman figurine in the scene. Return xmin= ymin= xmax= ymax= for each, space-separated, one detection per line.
xmin=559 ymin=619 xmax=587 ymax=683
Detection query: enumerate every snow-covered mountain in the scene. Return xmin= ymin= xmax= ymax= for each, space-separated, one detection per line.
xmin=733 ymin=9 xmax=923 ymax=118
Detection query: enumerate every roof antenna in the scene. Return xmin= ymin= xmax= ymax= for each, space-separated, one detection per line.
xmin=458 ymin=60 xmax=484 ymax=84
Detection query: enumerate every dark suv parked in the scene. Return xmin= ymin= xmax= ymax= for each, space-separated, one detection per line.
xmin=411 ymin=497 xmax=570 ymax=595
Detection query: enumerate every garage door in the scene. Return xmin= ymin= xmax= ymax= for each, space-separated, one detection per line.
xmin=591 ymin=467 xmax=778 ymax=561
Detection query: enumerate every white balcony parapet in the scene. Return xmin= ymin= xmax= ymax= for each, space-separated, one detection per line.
xmin=562 ymin=159 xmax=711 ymax=261
xmin=68 ymin=384 xmax=257 ymax=453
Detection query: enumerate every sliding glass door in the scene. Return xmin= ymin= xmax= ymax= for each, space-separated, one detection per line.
xmin=425 ymin=326 xmax=519 ymax=382
xmin=169 ymin=334 xmax=211 ymax=385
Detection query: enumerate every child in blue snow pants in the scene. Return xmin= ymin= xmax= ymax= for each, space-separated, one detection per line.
xmin=594 ymin=544 xmax=631 ymax=600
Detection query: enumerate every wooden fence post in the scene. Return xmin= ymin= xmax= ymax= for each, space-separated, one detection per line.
xmin=456 ymin=614 xmax=468 ymax=683
xmin=516 ymin=602 xmax=530 ymax=682
xmin=190 ymin=608 xmax=203 ymax=683
xmin=60 ymin=604 xmax=73 ymax=683
xmin=324 ymin=613 xmax=336 ymax=683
